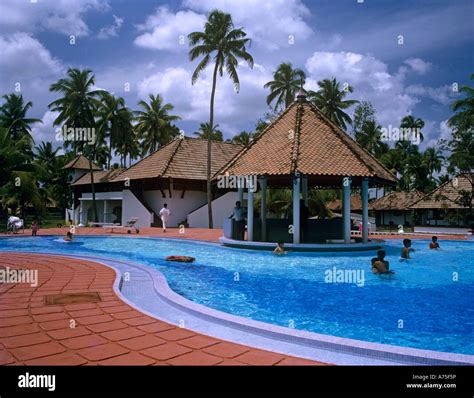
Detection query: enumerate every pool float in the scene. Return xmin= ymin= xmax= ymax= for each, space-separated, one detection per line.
xmin=165 ymin=255 xmax=196 ymax=263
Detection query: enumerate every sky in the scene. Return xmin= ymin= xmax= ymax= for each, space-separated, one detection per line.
xmin=0 ymin=0 xmax=473 ymax=152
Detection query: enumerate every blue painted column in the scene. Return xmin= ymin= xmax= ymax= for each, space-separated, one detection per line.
xmin=293 ymin=174 xmax=301 ymax=244
xmin=362 ymin=178 xmax=369 ymax=243
xmin=343 ymin=177 xmax=351 ymax=244
xmin=247 ymin=179 xmax=255 ymax=241
xmin=259 ymin=177 xmax=267 ymax=242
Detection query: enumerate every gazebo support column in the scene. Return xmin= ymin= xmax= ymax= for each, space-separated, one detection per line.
xmin=103 ymin=200 xmax=108 ymax=223
xmin=362 ymin=178 xmax=369 ymax=243
xmin=343 ymin=177 xmax=351 ymax=244
xmin=302 ymin=176 xmax=308 ymax=205
xmin=247 ymin=182 xmax=255 ymax=242
xmin=80 ymin=200 xmax=85 ymax=226
xmin=293 ymin=174 xmax=301 ymax=244
xmin=259 ymin=177 xmax=267 ymax=242
xmin=238 ymin=186 xmax=244 ymax=205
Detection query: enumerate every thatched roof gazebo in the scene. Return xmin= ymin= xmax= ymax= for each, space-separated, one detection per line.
xmin=217 ymin=89 xmax=397 ymax=245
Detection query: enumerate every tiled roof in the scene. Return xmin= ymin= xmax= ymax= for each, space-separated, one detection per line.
xmin=217 ymin=99 xmax=397 ymax=184
xmin=111 ymin=137 xmax=243 ymax=182
xmin=63 ymin=155 xmax=101 ymax=170
xmin=410 ymin=174 xmax=473 ymax=209
xmin=369 ymin=191 xmax=424 ymax=211
xmin=326 ymin=195 xmax=363 ymax=212
xmin=72 ymin=168 xmax=125 ymax=186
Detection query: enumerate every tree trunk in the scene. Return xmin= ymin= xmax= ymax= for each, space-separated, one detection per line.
xmin=89 ymin=157 xmax=98 ymax=223
xmin=207 ymin=62 xmax=219 ymax=229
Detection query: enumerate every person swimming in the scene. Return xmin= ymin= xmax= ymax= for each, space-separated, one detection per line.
xmin=371 ymin=250 xmax=393 ymax=274
xmin=401 ymin=238 xmax=414 ymax=259
xmin=429 ymin=236 xmax=440 ymax=249
xmin=273 ymin=241 xmax=286 ymax=255
xmin=63 ymin=232 xmax=74 ymax=242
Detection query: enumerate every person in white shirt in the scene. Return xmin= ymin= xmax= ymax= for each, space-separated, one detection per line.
xmin=229 ymin=201 xmax=246 ymax=240
xmin=159 ymin=203 xmax=171 ymax=233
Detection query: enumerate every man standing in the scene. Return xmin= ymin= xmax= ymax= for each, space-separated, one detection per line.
xmin=159 ymin=203 xmax=171 ymax=233
xmin=229 ymin=201 xmax=246 ymax=240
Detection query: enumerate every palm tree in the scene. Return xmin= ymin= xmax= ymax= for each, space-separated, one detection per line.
xmin=423 ymin=147 xmax=444 ymax=179
xmin=193 ymin=122 xmax=223 ymax=141
xmin=229 ymin=130 xmax=254 ymax=146
xmin=0 ymin=93 xmax=42 ymax=150
xmin=97 ymin=92 xmax=134 ymax=168
xmin=307 ymin=78 xmax=358 ymax=130
xmin=400 ymin=115 xmax=425 ymax=143
xmin=264 ymin=62 xmax=305 ymax=111
xmin=35 ymin=141 xmax=60 ymax=164
xmin=134 ymin=94 xmax=181 ymax=155
xmin=49 ymin=68 xmax=104 ymax=222
xmin=354 ymin=120 xmax=389 ymax=157
xmin=449 ymin=74 xmax=474 ymax=131
xmin=188 ymin=9 xmax=254 ymax=228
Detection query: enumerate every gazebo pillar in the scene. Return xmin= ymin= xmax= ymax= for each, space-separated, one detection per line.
xmin=302 ymin=175 xmax=308 ymax=205
xmin=293 ymin=174 xmax=301 ymax=244
xmin=259 ymin=177 xmax=267 ymax=242
xmin=362 ymin=178 xmax=369 ymax=243
xmin=247 ymin=180 xmax=255 ymax=242
xmin=238 ymin=186 xmax=244 ymax=205
xmin=343 ymin=177 xmax=351 ymax=244
xmin=80 ymin=200 xmax=85 ymax=225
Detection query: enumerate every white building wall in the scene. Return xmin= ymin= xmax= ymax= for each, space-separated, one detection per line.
xmin=121 ymin=190 xmax=153 ymax=228
xmin=142 ymin=189 xmax=207 ymax=227
xmin=187 ymin=191 xmax=240 ymax=229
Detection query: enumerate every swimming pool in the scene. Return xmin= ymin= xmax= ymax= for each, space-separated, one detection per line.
xmin=1 ymin=236 xmax=473 ymax=355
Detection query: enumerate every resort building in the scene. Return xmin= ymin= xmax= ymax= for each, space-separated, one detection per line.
xmin=410 ymin=173 xmax=473 ymax=228
xmin=369 ymin=190 xmax=424 ymax=228
xmin=65 ymin=138 xmax=243 ymax=228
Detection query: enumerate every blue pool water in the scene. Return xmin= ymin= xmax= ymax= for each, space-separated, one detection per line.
xmin=1 ymin=236 xmax=473 ymax=354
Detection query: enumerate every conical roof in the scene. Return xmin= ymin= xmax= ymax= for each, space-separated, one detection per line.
xmin=218 ymin=99 xmax=397 ymax=186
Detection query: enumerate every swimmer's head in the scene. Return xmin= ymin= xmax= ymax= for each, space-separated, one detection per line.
xmin=432 ymin=236 xmax=438 ymax=242
xmin=66 ymin=232 xmax=72 ymax=238
xmin=377 ymin=249 xmax=386 ymax=259
xmin=403 ymin=238 xmax=412 ymax=247
xmin=277 ymin=241 xmax=284 ymax=247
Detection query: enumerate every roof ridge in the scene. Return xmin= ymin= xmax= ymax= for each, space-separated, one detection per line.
xmin=290 ymin=102 xmax=304 ymax=174
xmin=409 ymin=174 xmax=467 ymax=207
xmin=212 ymin=102 xmax=300 ymax=178
xmin=160 ymin=137 xmax=184 ymax=177
xmin=305 ymin=101 xmax=396 ymax=181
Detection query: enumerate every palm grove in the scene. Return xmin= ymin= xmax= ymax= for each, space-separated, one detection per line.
xmin=1 ymin=10 xmax=472 ymax=228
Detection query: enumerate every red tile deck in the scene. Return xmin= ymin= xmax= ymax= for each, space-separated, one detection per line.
xmin=0 ymin=253 xmax=326 ymax=366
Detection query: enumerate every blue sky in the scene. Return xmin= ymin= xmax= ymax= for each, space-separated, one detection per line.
xmin=0 ymin=0 xmax=472 ymax=150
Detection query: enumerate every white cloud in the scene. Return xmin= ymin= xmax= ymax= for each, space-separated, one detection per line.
xmin=31 ymin=110 xmax=59 ymax=145
xmin=183 ymin=0 xmax=314 ymax=51
xmin=0 ymin=0 xmax=108 ymax=37
xmin=404 ymin=58 xmax=432 ymax=75
xmin=405 ymin=84 xmax=455 ymax=105
xmin=97 ymin=15 xmax=124 ymax=40
xmin=0 ymin=33 xmax=63 ymax=80
xmin=134 ymin=7 xmax=206 ymax=51
xmin=424 ymin=119 xmax=453 ymax=148
xmin=137 ymin=63 xmax=271 ymax=136
xmin=305 ymin=51 xmax=419 ymax=128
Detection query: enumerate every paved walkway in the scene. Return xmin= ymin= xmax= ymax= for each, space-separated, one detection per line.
xmin=0 ymin=253 xmax=323 ymax=366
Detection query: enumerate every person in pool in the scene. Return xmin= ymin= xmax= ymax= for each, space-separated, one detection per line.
xmin=371 ymin=250 xmax=393 ymax=274
xmin=63 ymin=232 xmax=74 ymax=242
xmin=429 ymin=236 xmax=440 ymax=249
xmin=401 ymin=238 xmax=414 ymax=259
xmin=273 ymin=241 xmax=286 ymax=255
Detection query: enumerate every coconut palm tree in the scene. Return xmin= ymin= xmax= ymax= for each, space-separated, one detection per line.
xmin=354 ymin=120 xmax=389 ymax=157
xmin=400 ymin=115 xmax=425 ymax=143
xmin=134 ymin=94 xmax=181 ymax=155
xmin=423 ymin=147 xmax=444 ymax=179
xmin=0 ymin=93 xmax=42 ymax=150
xmin=188 ymin=9 xmax=254 ymax=228
xmin=229 ymin=130 xmax=254 ymax=146
xmin=264 ymin=62 xmax=306 ymax=111
xmin=307 ymin=78 xmax=358 ymax=130
xmin=449 ymin=74 xmax=474 ymax=130
xmin=193 ymin=122 xmax=223 ymax=141
xmin=49 ymin=68 xmax=104 ymax=222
